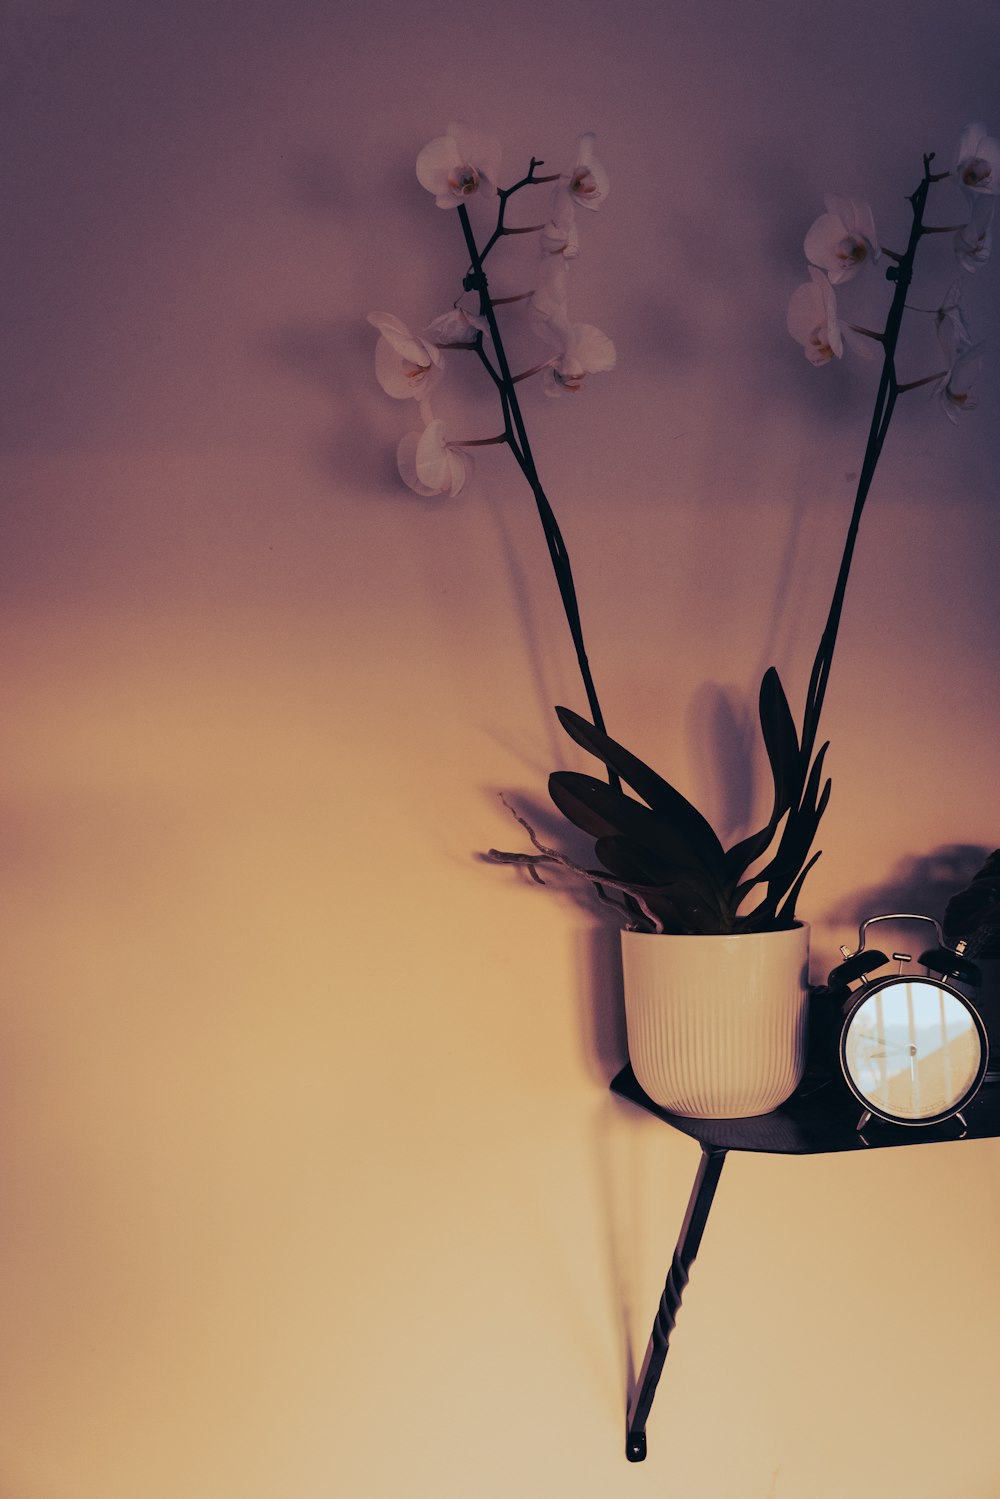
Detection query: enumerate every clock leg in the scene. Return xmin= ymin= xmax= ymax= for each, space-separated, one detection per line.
xmin=625 ymin=1144 xmax=727 ymax=1462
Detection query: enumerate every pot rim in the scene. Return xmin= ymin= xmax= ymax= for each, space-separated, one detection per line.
xmin=621 ymin=920 xmax=809 ymax=941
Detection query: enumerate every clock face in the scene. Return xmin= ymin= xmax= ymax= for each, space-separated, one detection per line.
xmin=842 ymin=977 xmax=985 ymax=1123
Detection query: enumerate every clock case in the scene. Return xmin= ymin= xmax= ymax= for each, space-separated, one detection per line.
xmin=809 ymin=913 xmax=989 ymax=1133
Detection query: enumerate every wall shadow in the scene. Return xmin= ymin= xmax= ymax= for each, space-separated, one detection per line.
xmin=826 ymin=843 xmax=991 ymax=929
xmin=577 ymin=920 xmax=629 ymax=1082
xmin=258 ymin=317 xmax=386 ymax=488
xmin=687 ymin=680 xmax=757 ymax=841
xmin=480 ymin=787 xmax=630 ymax=1084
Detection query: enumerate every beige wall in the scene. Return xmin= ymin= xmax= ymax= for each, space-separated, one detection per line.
xmin=3 ymin=2 xmax=999 ymax=1495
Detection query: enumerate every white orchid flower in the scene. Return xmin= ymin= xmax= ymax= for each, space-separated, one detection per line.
xmin=424 ymin=307 xmax=489 ymax=346
xmin=955 ymin=122 xmax=1000 ymax=196
xmin=787 ymin=268 xmax=843 ymax=365
xmin=532 ymin=308 xmax=616 ymax=396
xmin=540 ymin=186 xmax=580 ymax=258
xmin=937 ymin=340 xmax=986 ymax=423
xmin=934 ymin=279 xmax=972 ymax=366
xmin=566 ymin=132 xmax=609 ymax=212
xmin=954 ymin=194 xmax=994 ymax=272
xmin=528 ymin=257 xmax=570 ymax=332
xmin=397 ymin=413 xmax=474 ymax=497
xmin=804 ymin=195 xmax=880 ymax=284
xmin=415 ymin=122 xmax=501 ymax=209
xmin=368 ymin=311 xmax=444 ymax=400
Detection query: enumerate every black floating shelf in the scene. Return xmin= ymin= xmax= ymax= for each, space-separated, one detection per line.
xmin=610 ymin=1066 xmax=1000 ymax=1462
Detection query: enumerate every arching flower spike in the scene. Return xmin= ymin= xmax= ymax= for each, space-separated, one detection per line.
xmin=567 ymin=132 xmax=609 ymax=212
xmin=787 ymin=268 xmax=843 ymax=364
xmin=416 ymin=122 xmax=501 ymax=208
xmin=368 ymin=311 xmax=444 ymax=400
xmin=804 ymin=195 xmax=880 ymax=284
xmin=955 ymin=123 xmax=1000 ymax=196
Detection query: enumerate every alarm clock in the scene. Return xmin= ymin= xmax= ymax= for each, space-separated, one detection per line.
xmin=826 ymin=914 xmax=988 ymax=1133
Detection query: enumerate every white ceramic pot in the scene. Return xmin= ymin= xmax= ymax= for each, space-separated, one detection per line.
xmin=620 ymin=924 xmax=810 ymax=1119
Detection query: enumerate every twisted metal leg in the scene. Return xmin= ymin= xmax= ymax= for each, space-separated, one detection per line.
xmin=626 ymin=1144 xmax=727 ymax=1461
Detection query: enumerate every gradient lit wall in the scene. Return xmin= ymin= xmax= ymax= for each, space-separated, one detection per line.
xmin=4 ymin=2 xmax=1000 ymax=1495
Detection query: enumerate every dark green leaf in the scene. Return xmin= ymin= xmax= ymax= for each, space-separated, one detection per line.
xmin=725 ymin=817 xmax=783 ymax=887
xmin=596 ymin=838 xmax=734 ymax=932
xmin=549 ymin=771 xmax=724 ymax=908
xmin=733 ymin=737 xmax=831 ymax=923
xmin=800 ymin=741 xmax=830 ymax=821
xmin=627 ymin=878 xmax=727 ymax=933
xmin=757 ymin=772 xmax=831 ymax=919
xmin=724 ymin=670 xmax=800 ymax=885
xmin=767 ymin=743 xmax=830 ymax=878
xmin=758 ymin=667 xmax=800 ymax=811
xmin=775 ymin=850 xmax=823 ymax=925
xmin=595 ymin=834 xmax=669 ymax=885
xmin=554 ymin=707 xmax=728 ymax=885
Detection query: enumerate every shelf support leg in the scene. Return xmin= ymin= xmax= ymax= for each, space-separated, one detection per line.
xmin=625 ymin=1143 xmax=727 ymax=1462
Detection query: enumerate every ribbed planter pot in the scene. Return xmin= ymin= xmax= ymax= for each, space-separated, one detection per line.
xmin=620 ymin=924 xmax=811 ymax=1119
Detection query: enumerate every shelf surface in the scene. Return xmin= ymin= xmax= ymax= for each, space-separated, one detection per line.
xmin=610 ymin=1065 xmax=1000 ymax=1153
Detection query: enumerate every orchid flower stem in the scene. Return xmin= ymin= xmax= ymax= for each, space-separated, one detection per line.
xmin=472 ymin=342 xmax=503 ymax=389
xmin=455 ymin=198 xmax=613 ymax=755
xmin=798 ymin=155 xmax=937 ymax=784
xmin=512 ymin=362 xmax=551 ymax=384
xmin=898 ymin=371 xmax=947 ymax=392
xmin=480 ymin=160 xmax=561 ymax=261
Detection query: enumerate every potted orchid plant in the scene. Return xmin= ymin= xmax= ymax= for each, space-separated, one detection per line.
xmin=368 ymin=120 xmax=996 ymax=1117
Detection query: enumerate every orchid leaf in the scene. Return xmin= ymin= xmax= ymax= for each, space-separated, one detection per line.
xmin=554 ymin=707 xmax=728 ymax=885
xmin=548 ymin=771 xmax=636 ymax=842
xmin=611 ymin=878 xmax=725 ymax=934
xmin=549 ymin=772 xmax=723 ymax=897
xmin=724 ymin=669 xmax=799 ymax=883
xmin=771 ymin=742 xmax=830 ymax=869
xmin=731 ymin=745 xmax=832 ymax=906
xmin=734 ymin=741 xmax=831 ymax=920
xmin=758 ymin=667 xmax=800 ymax=812
xmin=594 ymin=837 xmax=714 ymax=932
xmin=801 ymin=741 xmax=831 ymax=817
xmin=767 ymin=791 xmax=829 ymax=910
xmin=725 ymin=819 xmax=783 ymax=887
xmin=775 ymin=850 xmax=823 ymax=926
xmin=595 ymin=834 xmax=669 ymax=885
